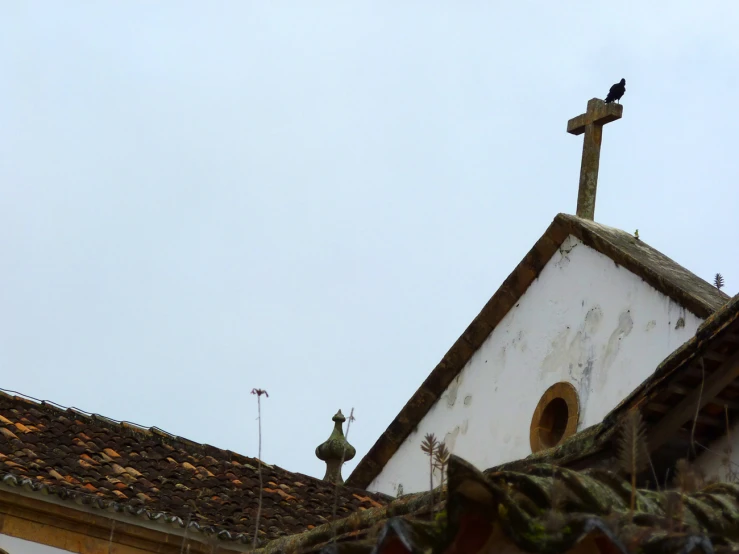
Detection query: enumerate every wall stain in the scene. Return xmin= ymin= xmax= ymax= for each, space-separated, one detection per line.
xmin=511 ymin=330 xmax=527 ymax=352
xmin=584 ymin=306 xmax=603 ymax=334
xmin=444 ymin=426 xmax=460 ymax=452
xmin=555 ymin=238 xmax=579 ymax=269
xmin=541 ymin=305 xmax=602 ymax=383
xmin=645 ymin=320 xmax=656 ymax=331
xmin=598 ymin=309 xmax=634 ymax=387
xmin=446 ymin=375 xmax=462 ymax=408
xmin=540 ymin=328 xmax=572 ymax=376
xmin=463 ymin=395 xmax=472 ymax=406
xmin=485 ymin=346 xmax=505 ymax=384
xmin=576 ymin=356 xmax=595 ymax=426
xmin=498 ymin=345 xmax=507 ymax=368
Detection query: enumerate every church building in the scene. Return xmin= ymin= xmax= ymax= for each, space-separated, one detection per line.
xmin=2 ymin=97 xmax=739 ymax=554
xmin=346 ymin=99 xmax=734 ymax=496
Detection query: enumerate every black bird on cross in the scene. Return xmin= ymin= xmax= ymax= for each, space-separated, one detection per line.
xmin=605 ymin=78 xmax=626 ymax=104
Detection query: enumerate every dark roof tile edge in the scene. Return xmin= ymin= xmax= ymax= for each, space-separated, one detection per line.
xmin=559 ymin=214 xmax=730 ymax=318
xmin=0 ymin=470 xmax=252 ymax=543
xmin=254 ymin=489 xmax=439 ymax=554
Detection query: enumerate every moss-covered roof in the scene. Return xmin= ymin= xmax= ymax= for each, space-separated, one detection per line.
xmin=264 ymin=455 xmax=739 ymax=554
xmin=347 ymin=213 xmax=730 ymax=491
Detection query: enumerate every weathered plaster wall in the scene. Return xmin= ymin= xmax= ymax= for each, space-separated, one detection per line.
xmin=368 ymin=235 xmax=703 ymax=496
xmin=0 ymin=534 xmax=69 ymax=554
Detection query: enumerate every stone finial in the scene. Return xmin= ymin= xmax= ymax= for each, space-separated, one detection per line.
xmin=315 ymin=410 xmax=356 ymax=485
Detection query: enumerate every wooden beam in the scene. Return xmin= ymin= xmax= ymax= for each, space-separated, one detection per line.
xmin=667 ymin=383 xmax=690 ymax=396
xmin=667 ymin=384 xmax=739 ymax=410
xmin=647 ymin=403 xmax=723 ymax=427
xmin=704 ymin=350 xmax=729 ymax=363
xmin=648 ymin=350 xmax=739 ymax=452
xmin=697 ymin=415 xmax=723 ymax=428
xmin=709 ymin=397 xmax=739 ymax=411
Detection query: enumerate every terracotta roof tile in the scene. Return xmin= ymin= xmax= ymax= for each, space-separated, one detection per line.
xmin=0 ymin=427 xmax=18 ymax=440
xmin=0 ymin=390 xmax=390 ymax=545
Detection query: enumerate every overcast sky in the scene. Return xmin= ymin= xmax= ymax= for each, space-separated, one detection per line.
xmin=1 ymin=2 xmax=737 ymax=482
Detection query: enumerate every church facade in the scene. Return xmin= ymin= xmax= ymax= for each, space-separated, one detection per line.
xmin=3 ymin=96 xmax=739 ymax=554
xmin=346 ymin=213 xmax=729 ymax=496
xmin=346 ymin=97 xmax=734 ymax=497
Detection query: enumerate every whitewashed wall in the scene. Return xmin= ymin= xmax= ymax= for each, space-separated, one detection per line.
xmin=0 ymin=534 xmax=71 ymax=554
xmin=369 ymin=235 xmax=703 ymax=496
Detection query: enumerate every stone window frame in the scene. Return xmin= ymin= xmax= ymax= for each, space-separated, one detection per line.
xmin=529 ymin=381 xmax=580 ymax=453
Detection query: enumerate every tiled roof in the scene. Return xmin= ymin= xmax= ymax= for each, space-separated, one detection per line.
xmin=268 ymin=455 xmax=739 ymax=554
xmin=0 ymin=390 xmax=390 ymax=545
xmin=347 ymin=213 xmax=730 ymax=490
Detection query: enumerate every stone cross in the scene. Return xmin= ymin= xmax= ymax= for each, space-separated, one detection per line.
xmin=567 ymin=98 xmax=623 ymax=220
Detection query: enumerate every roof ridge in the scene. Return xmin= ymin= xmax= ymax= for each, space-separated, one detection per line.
xmin=557 ymin=213 xmax=730 ymax=313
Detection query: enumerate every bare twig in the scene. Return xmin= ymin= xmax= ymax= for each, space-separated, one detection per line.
xmin=420 ymin=433 xmax=440 ymax=514
xmin=433 ymin=442 xmax=450 ymax=492
xmin=648 ymin=455 xmax=661 ymax=492
xmin=331 ymin=408 xmax=355 ymax=541
xmin=690 ymin=357 xmax=705 ymax=457
xmin=180 ymin=513 xmax=191 ymax=554
xmin=726 ymin=405 xmax=732 ymax=447
xmin=617 ymin=408 xmax=648 ymax=518
xmin=107 ymin=520 xmax=116 ymax=554
xmin=250 ymin=388 xmax=269 ymax=549
xmin=725 ymin=405 xmax=737 ymax=481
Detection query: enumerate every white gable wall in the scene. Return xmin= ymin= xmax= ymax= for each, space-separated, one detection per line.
xmin=368 ymin=235 xmax=703 ymax=496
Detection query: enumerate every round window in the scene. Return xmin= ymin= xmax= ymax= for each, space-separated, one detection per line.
xmin=529 ymin=382 xmax=580 ymax=453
